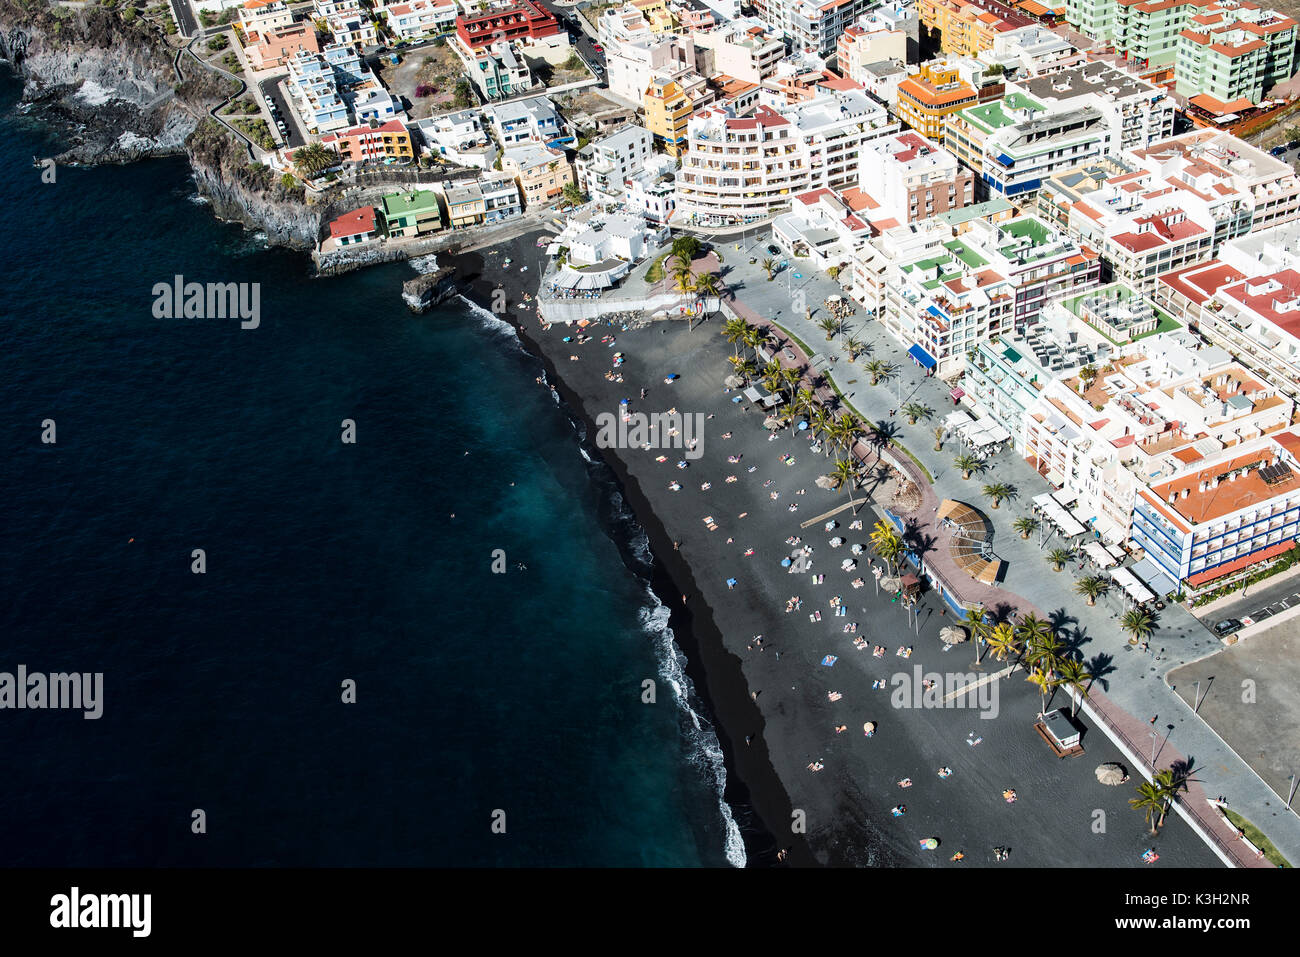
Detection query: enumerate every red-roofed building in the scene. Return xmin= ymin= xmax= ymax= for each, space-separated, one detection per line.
xmin=455 ymin=0 xmax=560 ymax=52
xmin=328 ymin=205 xmax=380 ymax=246
xmin=1134 ymin=429 xmax=1300 ymax=591
xmin=1201 ymin=269 xmax=1300 ymax=400
xmin=319 ymin=119 xmax=414 ymax=166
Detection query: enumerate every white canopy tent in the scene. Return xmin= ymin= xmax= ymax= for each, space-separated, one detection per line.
xmin=1032 ymin=492 xmax=1086 ymax=537
xmin=1084 ymin=541 xmax=1117 ymax=568
xmin=1111 ymin=566 xmax=1155 ymax=604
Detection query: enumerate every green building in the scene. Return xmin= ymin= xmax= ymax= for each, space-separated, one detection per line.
xmin=382 ymin=190 xmax=444 ymax=238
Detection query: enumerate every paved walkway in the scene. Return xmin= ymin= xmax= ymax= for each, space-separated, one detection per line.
xmin=700 ymin=250 xmax=1300 ymax=866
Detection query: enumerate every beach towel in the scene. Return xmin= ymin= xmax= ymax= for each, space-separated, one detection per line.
xmin=821 ymin=655 xmax=838 ymax=667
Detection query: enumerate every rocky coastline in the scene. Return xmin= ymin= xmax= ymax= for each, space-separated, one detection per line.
xmin=0 ymin=0 xmax=328 ymax=249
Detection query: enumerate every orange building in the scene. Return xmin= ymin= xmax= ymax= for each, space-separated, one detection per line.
xmin=319 ymin=120 xmax=414 ymax=165
xmin=896 ymin=63 xmax=979 ymax=139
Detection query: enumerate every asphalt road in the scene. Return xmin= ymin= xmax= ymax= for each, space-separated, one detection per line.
xmin=169 ymin=0 xmax=198 ymax=37
xmin=1193 ymin=570 xmax=1300 ymax=629
xmin=258 ymin=77 xmax=305 ymax=150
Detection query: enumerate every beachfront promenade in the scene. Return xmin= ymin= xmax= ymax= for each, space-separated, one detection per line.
xmin=695 ymin=243 xmax=1299 ymax=866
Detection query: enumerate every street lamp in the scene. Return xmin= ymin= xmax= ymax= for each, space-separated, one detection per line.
xmin=1149 ymin=730 xmax=1159 ymax=766
xmin=1288 ymin=774 xmax=1298 ymax=812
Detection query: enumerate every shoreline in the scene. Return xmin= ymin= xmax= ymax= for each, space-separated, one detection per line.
xmin=448 ymin=233 xmax=816 ymax=868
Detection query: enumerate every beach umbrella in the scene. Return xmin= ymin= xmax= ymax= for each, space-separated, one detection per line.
xmin=781 ymin=557 xmax=792 ymax=568
xmin=724 ymin=374 xmax=744 ymax=388
xmin=939 ymin=626 xmax=968 ymax=645
xmin=880 ymin=575 xmax=901 ymax=592
xmin=840 ymin=558 xmax=857 ymax=571
xmin=830 ymin=537 xmax=845 ymax=547
xmin=815 ymin=475 xmax=837 ymax=489
xmin=1095 ymin=763 xmax=1128 ymax=786
xmin=850 ymin=543 xmax=864 ymax=555
xmin=919 ymin=838 xmax=940 ymax=850
xmin=763 ymin=416 xmax=782 ymax=430
xmin=863 ymin=721 xmax=876 ymax=736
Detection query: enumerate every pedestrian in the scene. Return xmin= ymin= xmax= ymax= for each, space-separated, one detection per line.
xmin=1149 ymin=715 xmax=1157 ymax=725
xmin=940 ymin=606 xmax=947 ymax=617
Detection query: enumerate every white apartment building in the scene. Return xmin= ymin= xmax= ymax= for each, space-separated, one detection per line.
xmin=754 ymin=0 xmax=904 ymax=56
xmin=377 ymin=0 xmax=458 ymax=40
xmin=483 ymin=95 xmax=563 ymax=145
xmin=860 ymin=130 xmax=974 ymax=226
xmin=606 ymin=32 xmax=698 ymax=104
xmin=239 ymin=0 xmax=294 ymax=39
xmin=623 ymin=154 xmax=679 ymax=222
xmin=977 ymin=24 xmax=1083 ymax=78
xmin=675 ymin=89 xmax=899 ymax=225
xmin=575 ymin=125 xmax=654 ymax=202
xmin=415 ymin=109 xmax=498 ymax=169
xmin=835 ymin=5 xmax=915 ymax=85
xmin=693 ymin=17 xmax=787 ymax=84
xmin=1022 ymin=339 xmax=1293 ymax=549
xmin=1009 ymin=61 xmax=1174 ymax=154
xmin=1039 ymin=130 xmax=1300 ymax=292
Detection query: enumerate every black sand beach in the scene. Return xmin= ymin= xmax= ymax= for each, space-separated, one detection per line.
xmin=446 ymin=230 xmax=1222 ymax=870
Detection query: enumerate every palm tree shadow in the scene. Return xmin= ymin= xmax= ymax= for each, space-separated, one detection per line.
xmin=1048 ymin=607 xmax=1077 ymax=638
xmin=1085 ymin=651 xmax=1116 ymax=691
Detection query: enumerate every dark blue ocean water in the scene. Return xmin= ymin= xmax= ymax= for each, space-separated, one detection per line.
xmin=0 ymin=77 xmax=739 ymax=866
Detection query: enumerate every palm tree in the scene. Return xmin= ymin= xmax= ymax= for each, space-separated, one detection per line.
xmin=870 ymin=519 xmax=904 ymax=575
xmin=692 ymin=272 xmax=723 ymax=327
xmin=902 ymin=401 xmax=932 ymax=425
xmin=985 ymin=621 xmax=1018 ymax=663
xmin=1130 ymin=779 xmax=1171 ymax=836
xmin=832 ymin=413 xmax=863 ymax=458
xmin=1012 ymin=516 xmax=1040 ymax=539
xmin=960 ymin=606 xmax=990 ymax=665
xmin=1074 ymin=575 xmax=1109 ymax=606
xmin=981 ymin=482 xmax=1014 ymax=509
xmin=1078 ymin=364 xmax=1098 ymax=392
xmin=863 ymin=358 xmax=895 ymax=386
xmin=817 ymin=316 xmax=840 ymax=340
xmin=560 ymin=181 xmax=586 ymax=208
xmin=844 ymin=337 xmax=865 ymax=362
xmin=1027 ymin=666 xmax=1057 ymax=715
xmin=933 ymin=426 xmax=946 ymax=452
xmin=1013 ymin=614 xmax=1051 ymax=670
xmin=954 ymin=453 xmax=982 ymax=480
xmin=293 ymin=142 xmax=336 ymax=178
xmin=826 ymin=264 xmax=841 ymax=281
xmin=833 ymin=457 xmax=859 ymax=512
xmin=1056 ymin=657 xmax=1092 ymax=718
xmin=811 ymin=409 xmax=833 ymax=448
xmin=729 ymin=356 xmax=757 ymax=385
xmin=741 ymin=327 xmax=764 ymax=362
xmin=761 ymin=257 xmax=776 ymax=281
xmin=722 ymin=317 xmax=749 ymax=357
xmin=780 ymin=366 xmax=802 ymax=405
xmin=793 ymin=388 xmax=818 ymax=425
xmin=1024 ymin=629 xmax=1064 ymax=674
xmin=1046 ymin=547 xmax=1073 ymax=572
xmin=1120 ymin=607 xmax=1156 ymax=646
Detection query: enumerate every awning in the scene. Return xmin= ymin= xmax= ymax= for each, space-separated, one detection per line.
xmin=1130 ymin=557 xmax=1179 ymax=598
xmin=1084 ymin=541 xmax=1117 ymax=568
xmin=1111 ymin=566 xmax=1155 ymax=604
xmin=950 ymin=387 xmax=965 ymax=401
xmin=1031 ymin=491 xmax=1086 ymax=537
xmin=907 ymin=344 xmax=937 ymax=369
xmin=945 ymin=410 xmax=973 ymax=429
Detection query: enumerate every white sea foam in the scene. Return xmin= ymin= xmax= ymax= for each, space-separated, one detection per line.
xmin=456 ymin=294 xmax=522 ymax=349
xmin=77 ymin=80 xmax=116 ymax=107
xmin=641 ymin=589 xmax=746 ymax=868
xmin=409 ymin=253 xmax=443 ymax=275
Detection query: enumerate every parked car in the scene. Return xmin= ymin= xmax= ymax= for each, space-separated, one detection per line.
xmin=1289 ymin=140 xmax=1300 ymax=150
xmin=1271 ymin=145 xmax=1287 ymax=156
xmin=592 ymin=43 xmax=603 ymax=52
xmin=1213 ymin=618 xmax=1243 ymax=636
xmin=766 ymin=243 xmax=780 ymax=255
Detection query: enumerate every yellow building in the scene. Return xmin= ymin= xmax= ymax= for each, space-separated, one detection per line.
xmin=895 ymin=63 xmax=979 ymax=140
xmin=502 ymin=144 xmax=574 ymax=208
xmin=919 ymin=0 xmax=1015 ymax=56
xmin=631 ymin=0 xmax=673 ymax=30
xmin=644 ymin=77 xmax=694 ymax=156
